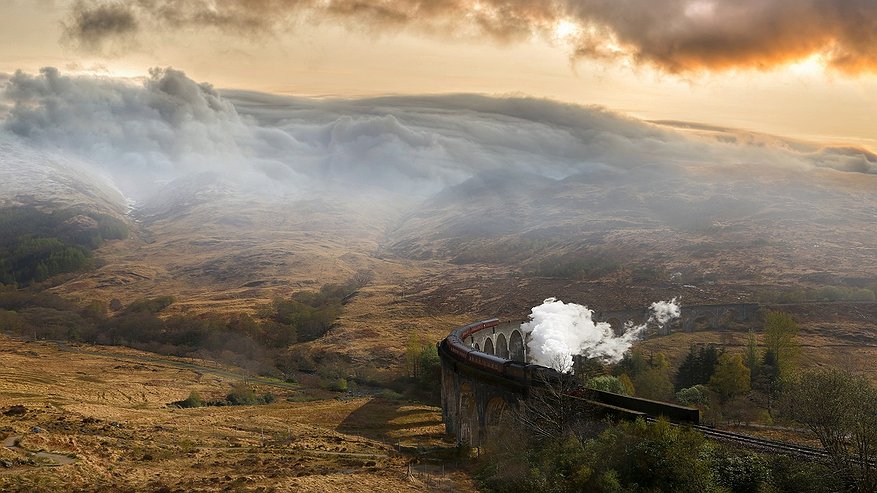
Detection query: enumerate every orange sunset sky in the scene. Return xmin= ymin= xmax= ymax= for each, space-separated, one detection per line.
xmin=1 ymin=0 xmax=876 ymax=150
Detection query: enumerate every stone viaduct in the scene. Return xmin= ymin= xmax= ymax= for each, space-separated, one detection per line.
xmin=440 ymin=320 xmax=528 ymax=447
xmin=465 ymin=321 xmax=528 ymax=362
xmin=440 ymin=303 xmax=760 ymax=447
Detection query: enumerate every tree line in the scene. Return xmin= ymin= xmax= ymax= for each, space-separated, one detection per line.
xmin=0 ymin=272 xmax=370 ymax=377
xmin=0 ymin=206 xmax=128 ymax=286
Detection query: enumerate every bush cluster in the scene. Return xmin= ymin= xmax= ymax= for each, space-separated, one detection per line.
xmin=0 ymin=282 xmax=355 ymax=378
xmin=530 ymin=248 xmax=621 ymax=280
xmin=0 ymin=206 xmax=128 ymax=286
xmin=171 ymin=385 xmax=276 ymax=408
xmin=478 ymin=418 xmax=842 ymax=493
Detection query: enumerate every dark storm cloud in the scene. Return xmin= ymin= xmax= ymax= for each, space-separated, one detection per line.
xmin=566 ymin=0 xmax=877 ymax=74
xmin=61 ymin=0 xmax=877 ymax=74
xmin=62 ymin=0 xmax=139 ymax=52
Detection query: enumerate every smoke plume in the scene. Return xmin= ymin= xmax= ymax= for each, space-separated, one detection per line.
xmin=62 ymin=0 xmax=877 ymax=74
xmin=523 ymin=297 xmax=681 ymax=370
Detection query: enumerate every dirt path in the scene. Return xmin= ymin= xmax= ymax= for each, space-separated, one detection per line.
xmin=2 ymin=434 xmax=77 ymax=467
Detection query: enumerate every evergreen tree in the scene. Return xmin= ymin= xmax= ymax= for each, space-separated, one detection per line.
xmin=675 ymin=344 xmax=723 ymax=390
xmin=754 ymin=350 xmax=783 ymax=416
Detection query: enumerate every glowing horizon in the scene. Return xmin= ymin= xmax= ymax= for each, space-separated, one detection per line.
xmin=1 ymin=1 xmax=877 ymax=151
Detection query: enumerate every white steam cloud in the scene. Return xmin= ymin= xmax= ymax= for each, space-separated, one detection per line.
xmin=649 ymin=297 xmax=681 ymax=326
xmin=523 ymin=297 xmax=681 ymax=370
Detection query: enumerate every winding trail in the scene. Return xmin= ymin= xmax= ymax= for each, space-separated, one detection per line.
xmin=2 ymin=434 xmax=77 ymax=467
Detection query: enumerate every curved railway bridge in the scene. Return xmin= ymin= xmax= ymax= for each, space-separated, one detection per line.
xmin=438 ymin=316 xmax=840 ymax=464
xmin=439 ymin=318 xmax=699 ymax=447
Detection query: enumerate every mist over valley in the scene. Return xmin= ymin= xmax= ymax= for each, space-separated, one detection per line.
xmin=1 ymin=65 xmax=876 ymax=492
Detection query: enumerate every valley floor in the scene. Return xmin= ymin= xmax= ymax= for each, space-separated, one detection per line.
xmin=0 ymin=335 xmax=476 ymax=492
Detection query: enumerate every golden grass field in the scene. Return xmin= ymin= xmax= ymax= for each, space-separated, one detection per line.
xmin=0 ymin=335 xmax=477 ymax=492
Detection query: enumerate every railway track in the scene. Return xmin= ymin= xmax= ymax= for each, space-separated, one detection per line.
xmin=646 ymin=418 xmax=877 ymax=468
xmin=692 ymin=424 xmax=829 ymax=460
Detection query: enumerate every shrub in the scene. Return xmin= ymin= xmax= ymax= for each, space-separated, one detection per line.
xmin=676 ymin=385 xmax=709 ymax=406
xmin=417 ymin=344 xmax=441 ymax=390
xmin=588 ymin=418 xmax=715 ymax=493
xmin=125 ymin=296 xmax=175 ymax=314
xmin=226 ymin=383 xmax=259 ymax=405
xmin=711 ymin=451 xmax=772 ymax=493
xmin=586 ymin=375 xmax=629 ymax=395
xmin=769 ymin=456 xmax=842 ymax=493
xmin=379 ymin=389 xmax=403 ymax=401
xmin=329 ymin=378 xmax=348 ymax=392
xmin=173 ymin=391 xmax=204 ymax=408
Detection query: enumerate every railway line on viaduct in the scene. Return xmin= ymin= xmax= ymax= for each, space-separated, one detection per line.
xmin=437 ymin=303 xmax=855 ymax=464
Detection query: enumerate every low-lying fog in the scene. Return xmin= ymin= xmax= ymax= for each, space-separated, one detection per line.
xmin=1 ymin=67 xmax=874 ymax=206
xmin=1 ymin=67 xmax=875 ymax=287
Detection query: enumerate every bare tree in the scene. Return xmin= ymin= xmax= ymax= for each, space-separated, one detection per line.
xmin=348 ymin=269 xmax=374 ymax=289
xmin=784 ymin=368 xmax=877 ymax=492
xmin=515 ymin=358 xmax=601 ymax=442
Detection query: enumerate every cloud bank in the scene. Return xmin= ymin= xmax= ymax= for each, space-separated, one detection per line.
xmin=63 ymin=0 xmax=877 ymax=74
xmin=1 ymin=67 xmax=874 ymax=205
xmin=1 ymin=67 xmax=308 ymax=199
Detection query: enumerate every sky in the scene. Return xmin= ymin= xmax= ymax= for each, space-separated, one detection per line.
xmin=1 ymin=0 xmax=876 ymax=150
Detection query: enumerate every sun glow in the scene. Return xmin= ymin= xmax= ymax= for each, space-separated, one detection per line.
xmin=552 ymin=20 xmax=580 ymax=42
xmin=788 ymin=53 xmax=827 ymax=77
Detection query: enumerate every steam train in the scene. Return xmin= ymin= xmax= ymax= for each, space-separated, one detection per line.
xmin=441 ymin=318 xmax=700 ymax=425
